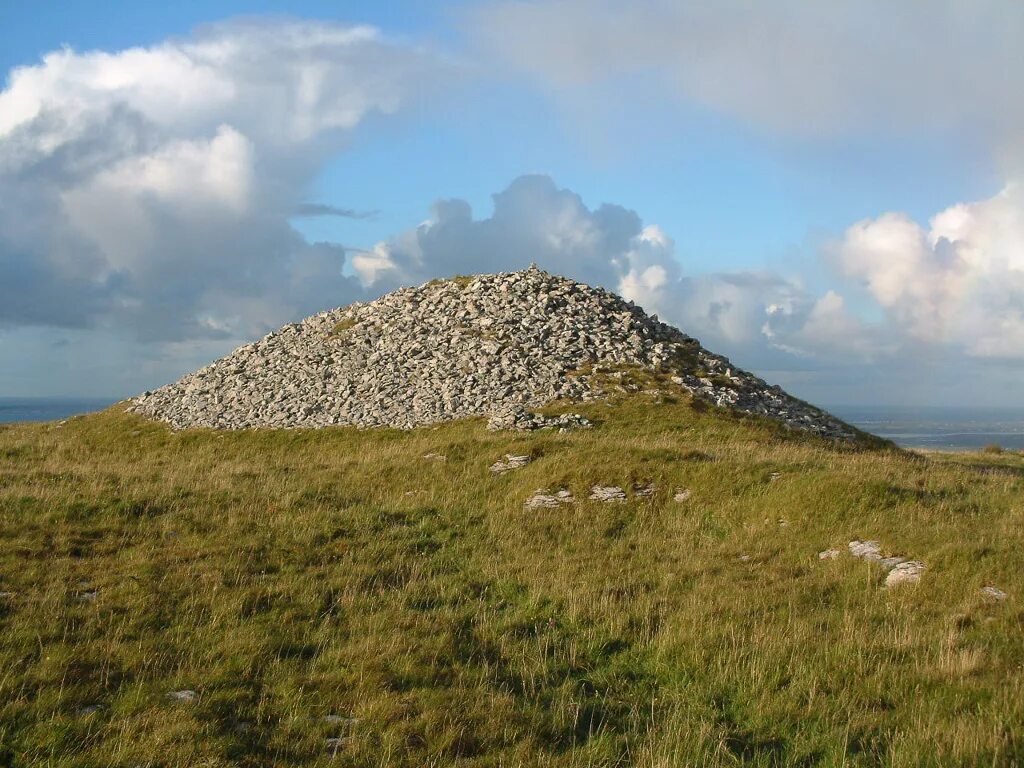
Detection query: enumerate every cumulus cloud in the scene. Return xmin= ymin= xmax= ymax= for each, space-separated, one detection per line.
xmin=466 ymin=0 xmax=1024 ymax=142
xmin=832 ymin=183 xmax=1024 ymax=359
xmin=0 ymin=19 xmax=445 ymax=341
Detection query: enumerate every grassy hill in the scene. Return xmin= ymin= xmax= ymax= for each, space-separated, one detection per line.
xmin=0 ymin=390 xmax=1022 ymax=766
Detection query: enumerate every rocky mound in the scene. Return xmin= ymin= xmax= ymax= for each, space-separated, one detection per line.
xmin=130 ymin=266 xmax=857 ymax=438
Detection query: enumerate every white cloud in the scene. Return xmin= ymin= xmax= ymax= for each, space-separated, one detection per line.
xmin=0 ymin=19 xmax=445 ymax=341
xmin=832 ymin=183 xmax=1024 ymax=359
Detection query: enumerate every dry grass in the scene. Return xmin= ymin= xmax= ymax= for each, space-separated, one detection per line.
xmin=0 ymin=393 xmax=1021 ymax=766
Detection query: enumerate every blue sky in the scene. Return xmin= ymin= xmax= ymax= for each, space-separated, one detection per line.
xmin=1 ymin=1 xmax=1021 ymax=406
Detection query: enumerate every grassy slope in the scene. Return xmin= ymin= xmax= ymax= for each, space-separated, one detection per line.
xmin=0 ymin=392 xmax=1022 ymax=767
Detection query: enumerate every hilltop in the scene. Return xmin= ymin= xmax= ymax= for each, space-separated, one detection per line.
xmin=131 ymin=266 xmax=856 ymax=438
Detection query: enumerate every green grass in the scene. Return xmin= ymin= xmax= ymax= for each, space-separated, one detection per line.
xmin=0 ymin=394 xmax=1022 ymax=766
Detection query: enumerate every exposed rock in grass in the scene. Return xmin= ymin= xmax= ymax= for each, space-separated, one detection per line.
xmin=487 ymin=405 xmax=592 ymax=432
xmin=981 ymin=586 xmax=1007 ymax=600
xmin=589 ymin=485 xmax=627 ymax=502
xmin=879 ymin=556 xmax=908 ymax=569
xmin=422 ymin=453 xmax=446 ymax=461
xmin=818 ymin=549 xmax=841 ymax=560
xmin=848 ymin=540 xmax=883 ymax=560
xmin=885 ymin=561 xmax=926 ymax=587
xmin=77 ymin=590 xmax=98 ymax=602
xmin=130 ymin=267 xmax=859 ymax=437
xmin=489 ymin=454 xmax=531 ymax=474
xmin=633 ymin=483 xmax=655 ymax=498
xmin=77 ymin=705 xmax=103 ymax=717
xmin=167 ymin=690 xmax=197 ymax=702
xmin=525 ymin=489 xmax=574 ymax=509
xmin=847 ymin=540 xmax=925 ymax=586
xmin=673 ymin=489 xmax=692 ymax=502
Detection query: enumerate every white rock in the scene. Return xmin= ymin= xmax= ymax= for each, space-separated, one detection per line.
xmin=885 ymin=561 xmax=925 ymax=587
xmin=673 ymin=489 xmax=692 ymax=502
xmin=525 ymin=489 xmax=573 ymax=509
xmin=167 ymin=690 xmax=197 ymax=702
xmin=489 ymin=454 xmax=531 ymax=474
xmin=589 ymin=485 xmax=626 ymax=502
xmin=818 ymin=549 xmax=840 ymax=560
xmin=848 ymin=540 xmax=882 ymax=560
xmin=981 ymin=586 xmax=1007 ymax=600
xmin=879 ymin=556 xmax=907 ymax=570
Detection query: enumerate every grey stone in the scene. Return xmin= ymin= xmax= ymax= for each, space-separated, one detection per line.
xmin=525 ymin=489 xmax=573 ymax=509
xmin=818 ymin=548 xmax=841 ymax=560
xmin=167 ymin=690 xmax=197 ymax=702
xmin=490 ymin=454 xmax=531 ymax=474
xmin=848 ymin=540 xmax=882 ymax=560
xmin=673 ymin=489 xmax=692 ymax=502
xmin=885 ymin=560 xmax=925 ymax=587
xmin=981 ymin=586 xmax=1007 ymax=600
xmin=589 ymin=485 xmax=626 ymax=502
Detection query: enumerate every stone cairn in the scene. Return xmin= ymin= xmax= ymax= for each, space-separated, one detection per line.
xmin=130 ymin=266 xmax=857 ymax=438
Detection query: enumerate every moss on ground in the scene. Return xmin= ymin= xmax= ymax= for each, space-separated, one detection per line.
xmin=0 ymin=396 xmax=1022 ymax=766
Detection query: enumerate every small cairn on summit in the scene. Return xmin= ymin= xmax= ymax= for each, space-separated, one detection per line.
xmin=130 ymin=266 xmax=857 ymax=437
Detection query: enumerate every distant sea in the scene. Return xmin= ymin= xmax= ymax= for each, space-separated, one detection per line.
xmin=829 ymin=405 xmax=1024 ymax=451
xmin=0 ymin=397 xmax=117 ymax=424
xmin=1 ymin=398 xmax=1022 ymax=451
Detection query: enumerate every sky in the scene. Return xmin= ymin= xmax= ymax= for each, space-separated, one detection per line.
xmin=0 ymin=0 xmax=1022 ymax=407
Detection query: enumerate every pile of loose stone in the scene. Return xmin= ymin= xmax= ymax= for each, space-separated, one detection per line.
xmin=130 ymin=266 xmax=858 ymax=437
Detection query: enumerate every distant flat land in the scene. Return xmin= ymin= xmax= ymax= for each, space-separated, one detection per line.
xmin=0 ymin=395 xmax=1021 ymax=766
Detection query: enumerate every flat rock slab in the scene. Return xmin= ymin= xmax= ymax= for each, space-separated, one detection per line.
xmin=589 ymin=485 xmax=626 ymax=502
xmin=885 ymin=560 xmax=925 ymax=587
xmin=981 ymin=586 xmax=1007 ymax=600
xmin=673 ymin=489 xmax=692 ymax=502
xmin=818 ymin=548 xmax=841 ymax=560
xmin=525 ymin=489 xmax=574 ymax=509
xmin=167 ymin=690 xmax=197 ymax=702
xmin=848 ymin=540 xmax=882 ymax=560
xmin=490 ymin=454 xmax=531 ymax=474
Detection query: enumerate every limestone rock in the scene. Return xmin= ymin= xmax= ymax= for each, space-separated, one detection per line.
xmin=490 ymin=454 xmax=531 ymax=474
xmin=885 ymin=560 xmax=925 ymax=587
xmin=589 ymin=485 xmax=626 ymax=502
xmin=525 ymin=489 xmax=574 ymax=509
xmin=848 ymin=540 xmax=882 ymax=561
